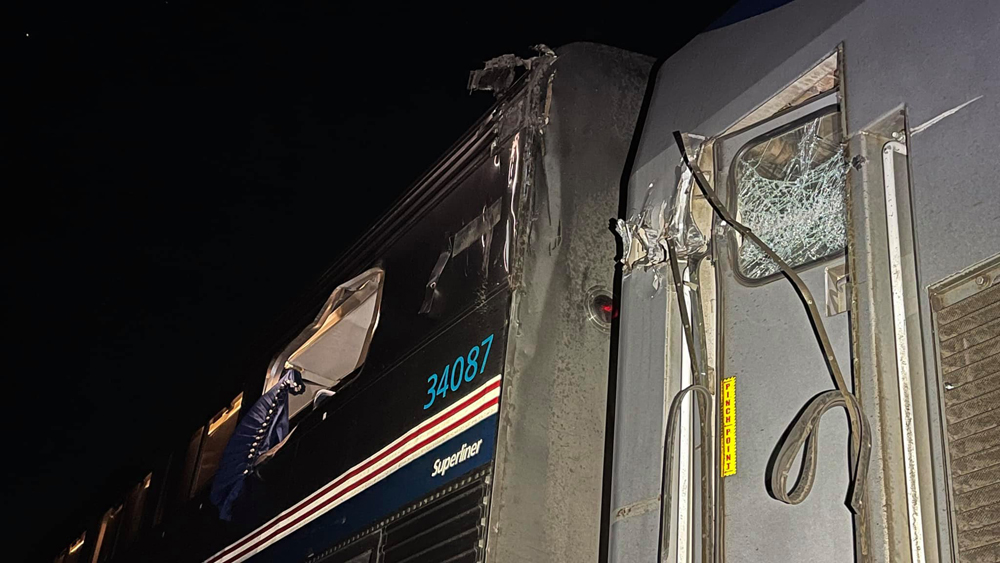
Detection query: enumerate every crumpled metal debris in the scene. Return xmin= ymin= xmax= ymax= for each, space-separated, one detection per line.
xmin=468 ymin=45 xmax=557 ymax=96
xmin=614 ymin=183 xmax=668 ymax=278
xmin=733 ymin=116 xmax=848 ymax=279
xmin=666 ymin=138 xmax=707 ymax=260
xmin=420 ymin=199 xmax=503 ymax=315
xmin=614 ymin=139 xmax=706 ymax=288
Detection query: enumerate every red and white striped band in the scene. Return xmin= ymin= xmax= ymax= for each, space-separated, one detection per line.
xmin=203 ymin=374 xmax=502 ymax=563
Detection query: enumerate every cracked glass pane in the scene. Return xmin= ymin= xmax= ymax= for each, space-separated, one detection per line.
xmin=732 ymin=112 xmax=847 ymax=280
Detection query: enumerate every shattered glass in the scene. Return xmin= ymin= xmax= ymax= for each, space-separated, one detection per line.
xmin=733 ymin=113 xmax=848 ymax=279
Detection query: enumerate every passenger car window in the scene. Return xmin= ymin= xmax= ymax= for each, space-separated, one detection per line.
xmin=91 ymin=505 xmax=122 ymax=563
xmin=265 ymin=268 xmax=384 ymax=418
xmin=191 ymin=395 xmax=242 ymax=494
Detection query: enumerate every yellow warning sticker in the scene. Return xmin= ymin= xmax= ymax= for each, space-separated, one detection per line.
xmin=721 ymin=377 xmax=737 ymax=477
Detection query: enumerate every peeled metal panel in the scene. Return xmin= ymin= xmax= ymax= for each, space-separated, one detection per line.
xmin=932 ymin=256 xmax=1000 ymax=562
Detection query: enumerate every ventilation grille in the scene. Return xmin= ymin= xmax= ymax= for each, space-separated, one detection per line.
xmin=305 ymin=469 xmax=489 ymax=563
xmin=932 ymin=256 xmax=1000 ymax=563
xmin=381 ymin=477 xmax=487 ymax=563
xmin=308 ymin=532 xmax=379 ymax=563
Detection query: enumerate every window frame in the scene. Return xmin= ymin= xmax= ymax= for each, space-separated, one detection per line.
xmin=264 ymin=267 xmax=385 ymax=419
xmin=190 ymin=394 xmax=242 ymax=495
xmin=724 ymin=103 xmax=847 ymax=286
xmin=90 ymin=504 xmax=123 ymax=563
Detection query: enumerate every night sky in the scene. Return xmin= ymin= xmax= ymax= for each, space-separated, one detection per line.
xmin=8 ymin=2 xmax=748 ymax=560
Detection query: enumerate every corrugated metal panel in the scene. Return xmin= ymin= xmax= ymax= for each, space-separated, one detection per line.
xmin=304 ymin=470 xmax=489 ymax=563
xmin=932 ymin=256 xmax=1000 ymax=562
xmin=308 ymin=531 xmax=379 ymax=563
xmin=381 ymin=477 xmax=487 ymax=563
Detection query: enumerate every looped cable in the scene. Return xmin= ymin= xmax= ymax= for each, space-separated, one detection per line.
xmin=769 ymin=390 xmax=871 ymax=512
xmin=658 ymin=384 xmax=713 ymax=563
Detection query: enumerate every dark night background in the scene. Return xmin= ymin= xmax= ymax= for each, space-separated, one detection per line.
xmin=4 ymin=1 xmax=798 ymax=560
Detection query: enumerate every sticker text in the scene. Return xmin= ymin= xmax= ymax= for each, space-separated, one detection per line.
xmin=721 ymin=377 xmax=737 ymax=477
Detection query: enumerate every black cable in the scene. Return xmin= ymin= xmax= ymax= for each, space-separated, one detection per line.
xmin=657 ymin=383 xmax=712 ymax=563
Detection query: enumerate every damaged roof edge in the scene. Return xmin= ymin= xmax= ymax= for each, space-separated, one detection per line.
xmin=247 ymin=48 xmax=552 ymax=389
xmin=468 ymin=44 xmax=556 ymax=96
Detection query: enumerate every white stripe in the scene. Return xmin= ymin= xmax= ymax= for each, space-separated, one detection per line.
xmin=212 ymin=383 xmax=501 ymax=563
xmin=237 ymin=404 xmax=498 ymax=563
xmin=256 ymin=379 xmax=501 ymax=543
xmin=212 ymin=391 xmax=501 ymax=563
xmin=206 ymin=375 xmax=501 ymax=563
xmin=211 ymin=374 xmax=501 ymax=561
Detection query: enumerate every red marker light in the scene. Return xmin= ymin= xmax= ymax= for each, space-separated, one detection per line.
xmin=590 ymin=293 xmax=617 ymax=326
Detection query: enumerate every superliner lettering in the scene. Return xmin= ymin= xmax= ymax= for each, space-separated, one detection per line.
xmin=431 ymin=438 xmax=483 ymax=477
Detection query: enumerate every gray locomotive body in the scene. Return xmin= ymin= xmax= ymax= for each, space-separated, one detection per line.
xmin=610 ymin=1 xmax=1000 ymax=562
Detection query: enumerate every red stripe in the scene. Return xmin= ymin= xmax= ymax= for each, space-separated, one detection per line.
xmin=222 ymin=397 xmax=498 ymax=563
xmin=206 ymin=380 xmax=501 ymax=563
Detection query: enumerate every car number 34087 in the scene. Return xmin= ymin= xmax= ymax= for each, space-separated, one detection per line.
xmin=423 ymin=333 xmax=494 ymax=410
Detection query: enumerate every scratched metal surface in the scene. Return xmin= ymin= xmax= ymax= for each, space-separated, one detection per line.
xmin=485 ymin=43 xmax=652 ymax=563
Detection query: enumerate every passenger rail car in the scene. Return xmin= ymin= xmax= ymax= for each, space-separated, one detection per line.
xmin=53 ymin=43 xmax=651 ymax=563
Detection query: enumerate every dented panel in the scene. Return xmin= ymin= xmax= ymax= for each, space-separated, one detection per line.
xmin=486 ymin=42 xmax=652 ymax=563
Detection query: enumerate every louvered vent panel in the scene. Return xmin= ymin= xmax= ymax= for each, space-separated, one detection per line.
xmin=304 ymin=470 xmax=490 ymax=563
xmin=933 ymin=257 xmax=1000 ymax=563
xmin=308 ymin=531 xmax=379 ymax=563
xmin=381 ymin=478 xmax=487 ymax=563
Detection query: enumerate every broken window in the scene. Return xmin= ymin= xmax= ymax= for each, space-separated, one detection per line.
xmin=266 ymin=268 xmax=384 ymax=418
xmin=730 ymin=110 xmax=848 ymax=281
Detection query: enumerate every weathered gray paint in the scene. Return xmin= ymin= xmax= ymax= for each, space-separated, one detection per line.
xmin=486 ymin=43 xmax=652 ymax=563
xmin=609 ymin=265 xmax=672 ymax=563
xmin=712 ymin=93 xmax=857 ymax=561
xmin=718 ymin=257 xmax=855 ymax=561
xmin=611 ymin=0 xmax=1000 ymax=561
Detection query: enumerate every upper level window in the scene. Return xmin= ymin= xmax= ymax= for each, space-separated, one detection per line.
xmin=54 ymin=532 xmax=85 ymax=563
xmin=265 ymin=268 xmax=384 ymax=417
xmin=729 ymin=108 xmax=848 ymax=281
xmin=115 ymin=472 xmax=153 ymax=555
xmin=191 ymin=394 xmax=242 ymax=495
xmin=157 ymin=392 xmax=242 ymax=517
xmin=67 ymin=533 xmax=86 ymax=562
xmin=91 ymin=505 xmax=122 ymax=563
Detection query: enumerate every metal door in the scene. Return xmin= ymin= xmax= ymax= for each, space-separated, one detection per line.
xmin=710 ymin=90 xmax=857 ymax=562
